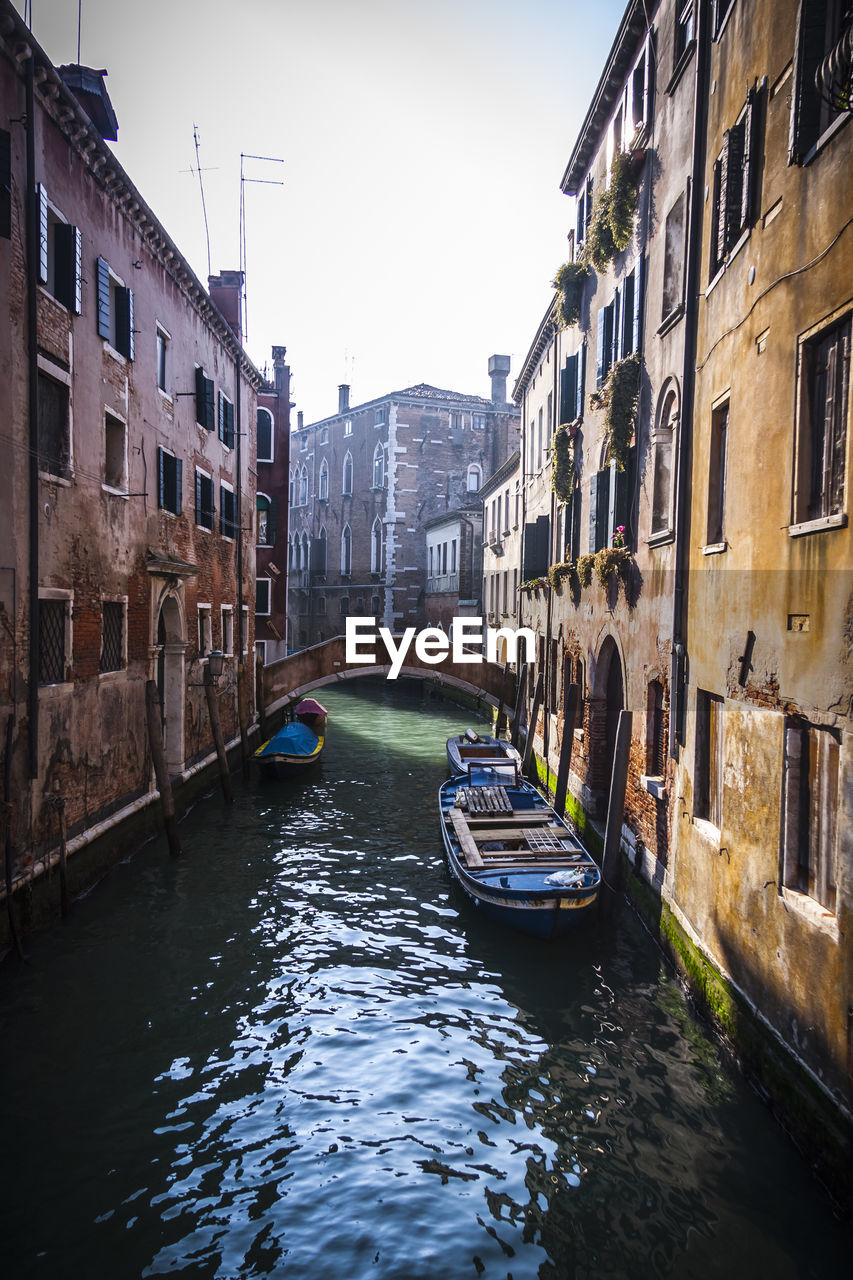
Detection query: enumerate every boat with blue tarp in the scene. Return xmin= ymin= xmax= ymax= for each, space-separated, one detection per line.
xmin=254 ymin=698 xmax=327 ymax=773
xmin=438 ymin=764 xmax=601 ymax=938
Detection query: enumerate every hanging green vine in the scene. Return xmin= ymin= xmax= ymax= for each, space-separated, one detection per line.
xmin=552 ymin=261 xmax=591 ymax=328
xmin=593 ymin=546 xmax=632 ymax=588
xmin=588 ymin=351 xmax=641 ymax=471
xmin=576 ymin=554 xmax=595 ymax=588
xmin=551 ymin=424 xmax=576 ymax=503
xmin=580 ymin=149 xmax=640 ymax=272
xmin=547 ymin=561 xmax=576 ymax=593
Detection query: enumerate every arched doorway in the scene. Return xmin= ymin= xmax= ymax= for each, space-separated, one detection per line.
xmin=591 ymin=636 xmax=624 ymax=814
xmin=154 ymin=593 xmax=186 ymax=774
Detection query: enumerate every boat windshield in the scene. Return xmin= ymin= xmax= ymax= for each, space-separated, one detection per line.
xmin=467 ymin=762 xmax=518 ymax=787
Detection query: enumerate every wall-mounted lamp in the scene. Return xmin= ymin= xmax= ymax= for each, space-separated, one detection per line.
xmin=206 ymin=649 xmax=226 ymax=680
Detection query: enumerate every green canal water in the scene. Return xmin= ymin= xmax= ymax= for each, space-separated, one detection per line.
xmin=1 ymin=681 xmax=850 ymax=1279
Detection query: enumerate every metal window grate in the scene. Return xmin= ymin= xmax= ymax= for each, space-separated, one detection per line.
xmin=100 ymin=601 xmax=124 ymax=673
xmin=39 ymin=599 xmax=66 ymax=684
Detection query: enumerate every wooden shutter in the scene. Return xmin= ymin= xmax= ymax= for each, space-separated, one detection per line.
xmin=96 ymin=257 xmax=111 ymax=338
xmin=195 ymin=367 xmax=207 ymax=426
xmin=267 ymin=497 xmax=278 ymax=546
xmin=577 ymin=342 xmax=586 ymax=419
xmin=596 ymin=468 xmax=611 ymax=550
xmin=225 ymin=399 xmax=235 ymax=448
xmin=789 ymin=0 xmax=827 ymax=163
xmin=0 ymin=128 xmax=10 ymax=240
xmin=632 ymin=252 xmax=644 ymax=353
xmin=621 ymin=272 xmax=635 ymax=357
xmin=126 ymin=288 xmax=135 ymax=361
xmin=615 ymin=446 xmax=636 ymax=544
xmin=612 ymin=288 xmax=622 ymax=365
xmin=586 ymin=175 xmax=594 ymax=236
xmin=174 ymin=456 xmax=182 ymax=515
xmin=724 ymin=121 xmax=745 ymax=249
xmin=37 ymin=182 xmax=48 ymax=283
xmin=740 ymin=94 xmax=754 ymax=232
xmin=596 ymin=309 xmax=606 ymax=388
xmin=195 ymin=470 xmax=203 ymax=524
xmin=72 ymin=226 xmax=82 ymax=313
xmin=157 ymin=446 xmax=165 ymax=509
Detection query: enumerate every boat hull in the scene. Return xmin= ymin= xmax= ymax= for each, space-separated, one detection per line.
xmin=438 ymin=776 xmax=600 ymax=939
xmin=445 ymin=733 xmax=522 ymax=778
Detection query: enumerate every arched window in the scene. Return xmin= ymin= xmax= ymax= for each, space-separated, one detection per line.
xmin=318 ymin=457 xmax=329 ymax=501
xmin=341 ymin=523 xmax=352 ymax=575
xmin=256 ymin=493 xmax=276 ymax=546
xmin=371 ymin=517 xmax=383 ymax=573
xmin=373 ymin=443 xmax=384 ymax=489
xmin=288 ymin=469 xmax=295 ymax=508
xmin=256 ymin=408 xmax=274 ymax=462
xmin=342 ymin=451 xmax=353 ymax=496
xmin=289 ymin=536 xmax=298 ymax=570
xmin=467 ymin=463 xmax=482 ymax=492
xmin=298 ymin=465 xmax=308 ymax=506
xmin=316 ymin=525 xmax=327 ymax=574
xmin=651 ymin=383 xmax=679 ymax=538
xmin=300 ymin=532 xmax=310 ymax=570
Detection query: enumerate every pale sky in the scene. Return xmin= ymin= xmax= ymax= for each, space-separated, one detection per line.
xmin=27 ymin=0 xmax=626 ymax=423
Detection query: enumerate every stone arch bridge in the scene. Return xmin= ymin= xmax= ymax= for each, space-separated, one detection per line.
xmin=259 ymin=634 xmax=517 ymax=723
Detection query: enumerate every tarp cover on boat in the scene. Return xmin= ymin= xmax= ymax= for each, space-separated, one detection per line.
xmin=294 ymin=698 xmax=327 ymax=717
xmin=256 ymin=721 xmax=319 ymax=758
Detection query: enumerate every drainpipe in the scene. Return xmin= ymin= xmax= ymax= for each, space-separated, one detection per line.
xmin=235 ymin=355 xmax=244 ymax=661
xmin=670 ymin=0 xmax=710 ymax=755
xmin=25 ymin=54 xmax=39 ymax=778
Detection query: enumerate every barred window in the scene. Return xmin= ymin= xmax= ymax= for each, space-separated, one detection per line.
xmin=39 ymin=598 xmax=67 ymax=685
xmin=99 ymin=601 xmax=124 ymax=673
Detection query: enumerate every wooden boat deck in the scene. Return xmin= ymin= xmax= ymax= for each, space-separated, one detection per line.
xmin=445 ymin=787 xmax=590 ymax=871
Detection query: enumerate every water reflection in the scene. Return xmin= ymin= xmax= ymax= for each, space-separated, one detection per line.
xmin=0 ymin=681 xmax=849 ymax=1279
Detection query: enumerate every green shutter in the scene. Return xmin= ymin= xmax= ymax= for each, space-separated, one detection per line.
xmin=174 ymin=457 xmax=182 ymax=515
xmin=157 ymin=446 xmax=165 ymax=509
xmin=96 ymin=257 xmax=111 ymax=338
xmin=37 ymin=183 xmax=48 ymax=284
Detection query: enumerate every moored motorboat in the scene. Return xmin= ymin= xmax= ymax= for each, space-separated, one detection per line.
xmin=446 ymin=729 xmax=522 ymax=779
xmin=438 ymin=769 xmax=600 ymax=938
xmin=254 ymin=698 xmax=327 ymax=773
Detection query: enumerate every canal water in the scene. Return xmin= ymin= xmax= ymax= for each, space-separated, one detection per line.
xmin=1 ymin=681 xmax=850 ymax=1279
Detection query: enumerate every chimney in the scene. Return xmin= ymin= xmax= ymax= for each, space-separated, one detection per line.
xmin=338 ymin=384 xmax=350 ymax=415
xmin=488 ymin=354 xmax=511 ymax=406
xmin=208 ymin=270 xmax=244 ymax=343
xmin=272 ymin=345 xmax=289 ymax=395
xmin=297 ymin=411 xmax=304 ymax=431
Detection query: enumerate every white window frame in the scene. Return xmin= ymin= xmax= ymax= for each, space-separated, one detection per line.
xmin=197 ymin=604 xmax=213 ymax=659
xmin=256 ymin=407 xmax=274 ymax=463
xmin=219 ymin=479 xmax=236 ymax=540
xmin=37 ymin=586 xmax=74 ymax=694
xmin=221 ymin=604 xmax=234 ymax=656
xmin=103 ymin=406 xmax=128 ymax=496
xmin=99 ymin=595 xmax=127 ymax=677
xmin=256 ymin=578 xmax=272 ymax=616
xmin=156 ymin=323 xmax=171 ymax=399
xmin=37 ymin=354 xmax=73 ymax=484
xmin=195 ymin=466 xmax=215 ymax=532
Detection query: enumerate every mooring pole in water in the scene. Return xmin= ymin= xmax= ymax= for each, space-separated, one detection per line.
xmin=600 ymin=709 xmax=633 ymax=917
xmin=237 ymin=664 xmax=250 ymax=778
xmin=145 ymin=680 xmax=181 ymax=857
xmin=522 ymin=672 xmax=544 ymax=785
xmin=255 ymin=652 xmax=267 ymax=744
xmin=204 ymin=667 xmax=234 ymax=805
xmin=553 ymin=683 xmax=579 ymax=821
xmin=510 ymin=662 xmax=528 ymax=749
xmin=495 ymin=660 xmax=510 ymax=737
xmin=45 ymin=795 xmax=70 ymax=917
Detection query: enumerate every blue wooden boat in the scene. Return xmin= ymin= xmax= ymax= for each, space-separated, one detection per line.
xmin=254 ymin=698 xmax=327 ymax=773
xmin=446 ymin=729 xmax=522 ymax=779
xmin=439 ymin=768 xmax=600 ymax=938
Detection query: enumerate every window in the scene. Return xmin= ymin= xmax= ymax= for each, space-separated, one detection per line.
xmin=344 ymin=418 xmax=353 ymax=436
xmin=317 ymin=596 xmax=327 ymax=616
xmin=95 ymin=257 xmax=134 ymax=359
xmin=255 ymin=640 xmax=266 ymax=666
xmin=522 ymin=514 xmax=551 ymax=579
xmin=221 ymin=606 xmax=234 ymax=656
xmin=709 ymin=94 xmax=755 ymax=279
xmin=340 ymin=596 xmax=350 ymax=618
xmin=301 ymin=434 xmax=308 ymax=452
xmin=197 ymin=605 xmax=212 ymax=658
xmin=220 ymin=483 xmax=237 ymax=538
xmin=256 ymin=494 xmax=277 ymax=546
xmin=298 ymin=465 xmax=308 ymax=506
xmin=193 ymin=469 xmax=213 ymax=530
xmin=342 ymin=451 xmax=353 ymax=495
xmin=793 ymin=313 xmax=849 ymax=528
xmin=646 ymin=680 xmax=667 ymax=776
xmin=706 ymin=401 xmax=729 ymax=546
xmin=662 ymin=192 xmax=687 ymax=323
xmin=651 ymin=386 xmax=679 ymax=539
xmin=467 ymin=463 xmax=482 ymax=492
xmin=596 ymin=265 xmax=643 ymax=388
xmin=288 ymin=470 xmax=295 ymax=508
xmin=674 ymin=1 xmax=695 ymax=70
xmin=38 ymin=595 xmax=69 ymax=685
xmin=575 ymin=174 xmax=593 ymax=256
xmin=472 ymin=413 xmax=486 ymax=430
xmin=695 ymin=690 xmax=724 ymax=829
xmin=242 ymin=605 xmax=250 ymax=656
xmin=630 ymin=41 xmax=651 ymax=135
xmin=157 ymin=448 xmax=182 ymax=515
xmin=559 ymin=345 xmax=586 ymax=425
xmin=589 ymin=454 xmax=635 ymax=552
xmin=256 ymin=579 xmax=271 ymax=615
xmin=256 ymin=408 xmax=273 ymax=462
xmin=790 ymin=0 xmax=851 ymax=162
xmin=319 ymin=426 xmax=329 ymax=444
xmin=371 ymin=517 xmax=383 ymax=573
xmin=318 ymin=458 xmax=329 ymax=501
xmin=103 ymin=410 xmax=127 ymax=492
xmin=782 ymin=722 xmax=839 ymax=912
xmin=37 ymin=370 xmax=70 ymax=478
xmin=371 ymin=595 xmax=381 ymax=614
xmin=99 ymin=600 xmax=125 ymax=673
xmin=156 ymin=326 xmax=170 ymax=394
xmin=218 ymin=391 xmax=235 ymax=449
xmin=373 ymin=442 xmax=385 ymax=488
xmin=36 ymin=185 xmax=82 ymax=312
xmin=712 ymin=0 xmax=736 ymax=38
xmin=375 ymin=406 xmax=386 ymax=426
xmin=195 ymin=367 xmax=215 ymax=431
xmin=341 ymin=524 xmax=352 ymax=575
xmin=315 ymin=526 xmax=328 ymax=575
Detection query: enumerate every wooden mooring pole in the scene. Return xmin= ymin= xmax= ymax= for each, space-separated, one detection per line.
xmin=53 ymin=796 xmax=69 ymax=917
xmin=495 ymin=660 xmax=510 ymax=737
xmin=237 ymin=663 xmax=250 ymax=778
xmin=553 ymin=683 xmax=579 ymax=821
xmin=510 ymin=662 xmax=528 ymax=749
xmin=255 ymin=652 xmax=267 ymax=744
xmin=522 ymin=671 xmax=544 ymax=785
xmin=204 ymin=667 xmax=234 ymax=805
xmin=145 ymin=679 xmax=181 ymax=857
xmin=600 ymin=709 xmax=633 ymax=917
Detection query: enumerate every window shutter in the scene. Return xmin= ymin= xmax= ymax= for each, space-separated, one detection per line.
xmin=268 ymin=497 xmax=278 ymax=546
xmin=621 ymin=272 xmax=635 ymax=357
xmin=740 ymin=93 xmax=754 ymax=232
xmin=53 ymin=222 xmax=73 ymax=308
xmin=724 ymin=121 xmax=745 ymax=248
xmin=174 ymin=457 xmax=182 ymax=515
xmin=712 ymin=154 xmax=726 ymax=271
xmin=73 ymin=226 xmax=82 ymax=313
xmin=586 ymin=175 xmax=594 ymax=236
xmin=560 ymin=361 xmax=572 ymax=424
xmin=96 ymin=257 xmax=111 ymax=338
xmin=596 ymin=308 xmax=606 ymax=388
xmin=157 ymin=446 xmax=165 ymax=509
xmin=218 ymin=393 xmax=225 ymax=443
xmin=37 ymin=183 xmax=48 ymax=284
xmin=788 ymin=0 xmax=826 ymax=163
xmin=588 ymin=473 xmax=599 ymax=552
xmin=612 ymin=287 xmax=622 ymax=365
xmin=596 ymin=468 xmax=611 ymax=551
xmin=0 ymin=128 xmax=10 ymax=240
xmin=576 ymin=190 xmax=585 ymax=245
xmin=195 ymin=367 xmax=207 ymax=425
xmin=577 ymin=342 xmax=586 ymax=420
xmin=225 ymin=399 xmax=235 ymax=448
xmin=195 ymin=471 xmax=202 ymax=524
xmin=633 ymin=253 xmax=644 ymax=353
xmin=126 ymin=288 xmax=135 ymax=361
xmin=615 ymin=446 xmax=636 ymax=545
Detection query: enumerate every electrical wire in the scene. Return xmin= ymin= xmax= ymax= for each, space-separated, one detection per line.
xmin=695 ymin=215 xmax=853 ymax=373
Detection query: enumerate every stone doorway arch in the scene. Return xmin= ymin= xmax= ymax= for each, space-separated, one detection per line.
xmin=153 ymin=591 xmax=187 ymax=775
xmin=590 ymin=635 xmax=624 ymax=814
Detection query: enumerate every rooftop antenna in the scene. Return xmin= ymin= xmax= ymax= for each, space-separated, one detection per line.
xmin=239 ymin=151 xmax=285 ymax=343
xmin=193 ymin=125 xmax=212 ymax=279
xmin=77 ymin=0 xmax=82 ymax=62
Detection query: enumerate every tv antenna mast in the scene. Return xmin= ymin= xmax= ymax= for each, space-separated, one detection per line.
xmin=239 ymin=152 xmax=285 ymax=343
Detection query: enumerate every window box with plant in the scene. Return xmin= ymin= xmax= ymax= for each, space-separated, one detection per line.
xmin=581 ymin=149 xmax=640 ymax=273
xmin=552 ymin=261 xmax=591 ymax=328
xmin=589 ymin=351 xmax=641 ymax=471
xmin=547 ymin=561 xmax=578 ymax=593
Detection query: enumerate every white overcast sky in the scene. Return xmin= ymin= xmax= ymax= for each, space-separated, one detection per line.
xmin=28 ymin=0 xmax=626 ymax=423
